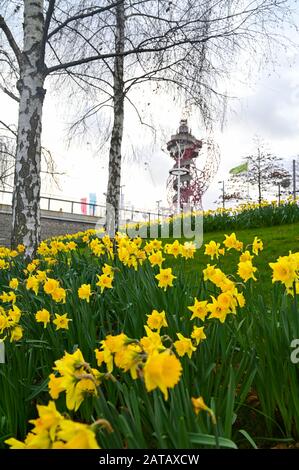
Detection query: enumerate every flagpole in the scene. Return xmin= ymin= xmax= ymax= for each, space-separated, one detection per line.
xmin=247 ymin=158 xmax=250 ymax=202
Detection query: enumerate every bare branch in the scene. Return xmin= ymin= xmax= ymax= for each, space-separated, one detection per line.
xmin=125 ymin=94 xmax=156 ymax=133
xmin=47 ymin=1 xmax=122 ymax=40
xmin=45 ymin=31 xmax=236 ymax=75
xmin=0 ymin=84 xmax=20 ymax=102
xmin=0 ymin=14 xmax=21 ymax=68
xmin=0 ymin=120 xmax=17 ymax=137
xmin=40 ymin=0 xmax=56 ymax=65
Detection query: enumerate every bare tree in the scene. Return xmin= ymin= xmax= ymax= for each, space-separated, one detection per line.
xmin=0 ymin=0 xmax=124 ymax=256
xmin=0 ymin=0 xmax=294 ymax=256
xmin=0 ymin=118 xmax=61 ymax=193
xmin=226 ymin=138 xmax=291 ymax=204
xmin=66 ymin=0 xmax=295 ymax=232
xmin=106 ymin=0 xmax=125 ymax=234
xmin=0 ymin=121 xmax=16 ymax=189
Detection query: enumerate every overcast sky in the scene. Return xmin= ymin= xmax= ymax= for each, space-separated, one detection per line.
xmin=43 ymin=50 xmax=299 ymax=213
xmin=1 ymin=7 xmax=299 ymax=214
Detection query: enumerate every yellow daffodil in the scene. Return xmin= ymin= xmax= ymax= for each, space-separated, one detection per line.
xmin=155 ymin=267 xmax=176 ymax=291
xmin=48 ymin=373 xmax=64 ymax=399
xmin=148 ymin=250 xmax=165 ymax=267
xmin=53 ymin=349 xmax=101 ymax=411
xmin=9 ymin=278 xmax=19 ymax=290
xmin=191 ymin=397 xmax=216 ymax=423
xmin=269 ymin=256 xmax=297 ymax=288
xmin=90 ymin=241 xmax=106 ymax=258
xmin=191 ymin=396 xmax=209 ymax=414
xmin=53 ymin=313 xmax=71 ymax=330
xmin=143 ymin=351 xmax=182 ymax=400
xmin=181 ymin=241 xmax=196 ymax=259
xmin=203 ymin=265 xmax=227 ymax=287
xmin=96 ymin=274 xmax=113 ymax=293
xmin=207 ymin=297 xmax=229 ymax=323
xmin=26 ymin=276 xmax=40 ymax=295
xmin=10 ymin=325 xmax=23 ymax=342
xmin=217 ymin=292 xmax=236 ymax=313
xmin=174 ymin=333 xmax=196 ymax=358
xmin=167 ymin=240 xmax=182 ymax=258
xmin=0 ymin=314 xmax=8 ymax=333
xmin=102 ymin=263 xmax=114 ymax=277
xmin=0 ymin=259 xmax=8 ymax=270
xmin=114 ymin=343 xmax=142 ymax=379
xmin=55 ymin=420 xmax=100 ymax=449
xmin=102 ymin=333 xmax=128 ymax=353
xmin=237 ymin=260 xmax=257 ymax=282
xmin=51 ymin=287 xmax=66 ymax=303
xmin=1 ymin=291 xmax=16 ymax=304
xmin=151 ymin=239 xmax=163 ymax=251
xmin=35 ymin=309 xmax=51 ymax=328
xmin=146 ymin=310 xmax=168 ymax=331
xmin=252 ymin=236 xmax=263 ymax=256
xmin=36 ymin=270 xmax=48 ymax=283
xmin=8 ymin=305 xmax=22 ymax=324
xmin=140 ymin=326 xmax=165 ymax=355
xmin=204 ymin=240 xmax=222 ymax=260
xmin=191 ymin=326 xmax=207 ymax=345
xmin=188 ymin=299 xmax=209 ymax=321
xmin=5 ymin=401 xmax=100 ymax=449
xmin=66 ymin=241 xmax=77 ymax=251
xmin=223 ymin=233 xmax=243 ymax=251
xmin=44 ymin=278 xmax=60 ymax=295
xmin=78 ymin=284 xmax=92 ymax=302
xmin=239 ymin=250 xmax=254 ymax=262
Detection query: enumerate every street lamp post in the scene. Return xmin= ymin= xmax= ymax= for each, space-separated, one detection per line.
xmin=156 ymin=200 xmax=162 ymax=219
xmin=120 ymin=185 xmax=125 ymax=222
xmin=278 ymin=183 xmax=281 ymax=206
xmin=293 ymin=159 xmax=297 ymax=201
xmin=218 ymin=181 xmax=225 ymax=209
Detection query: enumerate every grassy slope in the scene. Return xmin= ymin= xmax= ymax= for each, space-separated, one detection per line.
xmin=167 ymin=222 xmax=299 ymax=294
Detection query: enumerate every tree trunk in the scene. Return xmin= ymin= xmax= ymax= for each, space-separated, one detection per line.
xmin=257 ymin=147 xmax=262 ymax=204
xmin=106 ymin=0 xmax=125 ymax=236
xmin=12 ymin=0 xmax=45 ymax=258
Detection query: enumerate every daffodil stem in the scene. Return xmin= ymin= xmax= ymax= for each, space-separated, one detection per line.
xmin=213 ymin=421 xmax=220 ymax=449
xmin=293 ymin=281 xmax=298 ymax=334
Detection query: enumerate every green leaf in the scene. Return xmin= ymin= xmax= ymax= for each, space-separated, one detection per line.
xmin=188 ymin=432 xmax=237 ymax=449
xmin=238 ymin=429 xmax=258 ymax=449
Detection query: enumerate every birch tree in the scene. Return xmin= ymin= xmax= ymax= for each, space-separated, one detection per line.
xmin=226 ymin=140 xmax=291 ymax=204
xmin=68 ymin=0 xmax=295 ymax=232
xmin=0 ymin=0 xmax=123 ymax=257
xmin=0 ymin=118 xmax=61 ymax=193
xmin=0 ymin=0 xmax=294 ymax=255
xmin=106 ymin=0 xmax=125 ymax=235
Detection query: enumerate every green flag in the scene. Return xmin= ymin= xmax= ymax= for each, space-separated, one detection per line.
xmin=229 ymin=162 xmax=248 ymax=175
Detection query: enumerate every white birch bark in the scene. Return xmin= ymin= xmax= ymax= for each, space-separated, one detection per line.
xmin=12 ymin=0 xmax=45 ymax=258
xmin=106 ymin=0 xmax=125 ymax=235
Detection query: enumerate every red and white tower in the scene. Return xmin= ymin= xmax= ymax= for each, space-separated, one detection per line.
xmin=167 ymin=119 xmax=220 ymax=211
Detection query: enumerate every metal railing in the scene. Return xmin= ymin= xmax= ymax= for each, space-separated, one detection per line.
xmin=0 ymin=189 xmax=165 ymax=224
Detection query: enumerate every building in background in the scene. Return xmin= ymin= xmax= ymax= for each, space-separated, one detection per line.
xmin=167 ymin=119 xmax=220 ymax=212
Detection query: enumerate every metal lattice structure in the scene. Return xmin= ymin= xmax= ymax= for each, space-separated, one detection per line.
xmin=167 ymin=119 xmax=220 ymax=210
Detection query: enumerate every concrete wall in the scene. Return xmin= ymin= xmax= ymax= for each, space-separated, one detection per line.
xmin=0 ymin=204 xmax=100 ymax=247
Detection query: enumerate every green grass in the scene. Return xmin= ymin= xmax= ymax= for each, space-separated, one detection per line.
xmin=1 ymin=221 xmax=299 ymax=448
xmin=167 ymin=222 xmax=299 ymax=296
